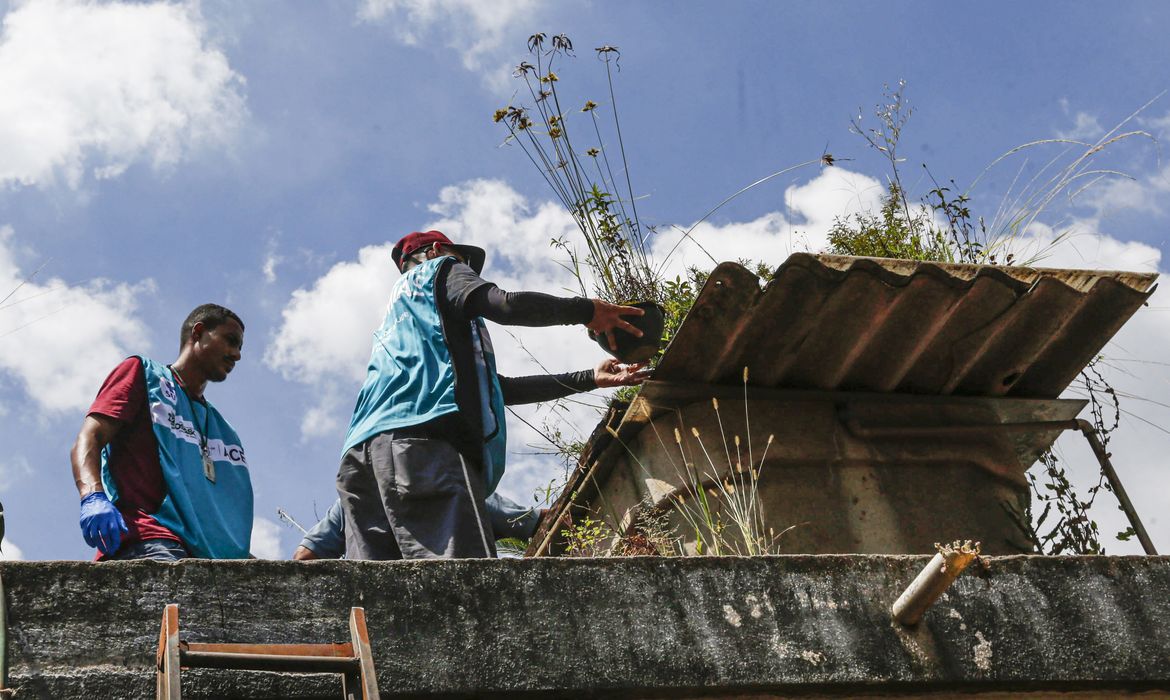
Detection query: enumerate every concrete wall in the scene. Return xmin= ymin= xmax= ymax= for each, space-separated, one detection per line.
xmin=557 ymin=392 xmax=1083 ymax=557
xmin=2 ymin=556 xmax=1169 ymax=698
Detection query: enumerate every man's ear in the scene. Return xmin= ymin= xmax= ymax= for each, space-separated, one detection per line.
xmin=427 ymin=242 xmax=443 ymax=259
xmin=189 ymin=321 xmax=206 ymax=345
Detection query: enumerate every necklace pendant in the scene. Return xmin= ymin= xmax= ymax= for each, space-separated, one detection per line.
xmin=202 ymin=449 xmax=216 ymax=483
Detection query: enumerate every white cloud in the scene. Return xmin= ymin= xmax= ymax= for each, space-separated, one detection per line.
xmin=250 ymin=517 xmax=284 ymax=559
xmin=264 ymin=243 xmax=397 ymax=439
xmin=265 ymin=244 xmax=396 ymax=387
xmin=647 ymin=167 xmax=884 ymax=277
xmin=0 ymin=0 xmax=246 ymax=189
xmin=1057 ymin=113 xmax=1105 ymax=141
xmin=1057 ymin=98 xmax=1105 ymax=141
xmin=0 ymin=226 xmax=152 ymax=414
xmin=358 ymin=0 xmax=539 ymax=76
xmin=425 ymin=178 xmax=579 ymax=294
xmin=262 ymin=235 xmax=282 ymax=284
xmin=1075 ymin=162 xmax=1170 ymax=220
xmin=1143 ymin=110 xmax=1170 ymax=136
xmin=1009 ymin=219 xmax=1161 ymax=272
xmin=0 ymin=539 xmax=25 ymax=561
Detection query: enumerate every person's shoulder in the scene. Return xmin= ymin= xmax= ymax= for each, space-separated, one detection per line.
xmin=89 ymin=356 xmax=148 ymax=415
xmin=445 ymin=260 xmax=494 ymax=288
xmin=117 ymin=356 xmax=145 ymax=370
xmin=441 ymin=258 xmax=479 ymax=276
xmin=102 ymin=356 xmax=145 ymax=385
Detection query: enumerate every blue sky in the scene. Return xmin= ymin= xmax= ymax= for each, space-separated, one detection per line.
xmin=1 ymin=0 xmax=1169 ymax=560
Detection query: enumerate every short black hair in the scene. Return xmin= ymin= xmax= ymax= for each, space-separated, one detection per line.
xmin=180 ymin=304 xmax=245 ymax=350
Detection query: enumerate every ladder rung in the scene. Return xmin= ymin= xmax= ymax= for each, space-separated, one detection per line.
xmin=179 ymin=649 xmax=361 ymax=674
xmin=183 ymin=642 xmax=355 ymax=658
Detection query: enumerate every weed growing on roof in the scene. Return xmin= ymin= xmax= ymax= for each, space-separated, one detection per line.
xmin=494 ymin=34 xmax=658 ymax=306
xmin=494 ymin=33 xmax=820 ymax=343
xmin=835 ymin=82 xmax=1160 ymax=267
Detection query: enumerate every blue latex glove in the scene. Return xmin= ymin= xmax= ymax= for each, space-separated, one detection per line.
xmin=79 ymin=492 xmax=127 ymax=555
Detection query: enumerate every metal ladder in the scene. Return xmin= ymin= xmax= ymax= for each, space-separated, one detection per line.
xmin=155 ymin=604 xmax=380 ymax=699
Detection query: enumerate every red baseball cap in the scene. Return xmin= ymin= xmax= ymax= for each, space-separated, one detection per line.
xmin=391 ymin=230 xmax=486 ymax=274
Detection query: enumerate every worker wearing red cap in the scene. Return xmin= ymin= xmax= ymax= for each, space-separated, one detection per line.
xmin=336 ymin=230 xmax=648 ymax=559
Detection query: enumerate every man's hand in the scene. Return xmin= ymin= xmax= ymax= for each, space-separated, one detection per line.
xmin=79 ymin=492 xmax=128 ymax=555
xmin=594 ymin=358 xmax=652 ymax=388
xmin=586 ymin=300 xmax=645 ymax=352
xmin=293 ymin=545 xmax=320 ymax=561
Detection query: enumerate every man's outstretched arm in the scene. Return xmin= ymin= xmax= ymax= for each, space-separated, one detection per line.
xmin=499 ymin=358 xmax=651 ymax=406
xmin=450 ymin=264 xmax=644 ymax=347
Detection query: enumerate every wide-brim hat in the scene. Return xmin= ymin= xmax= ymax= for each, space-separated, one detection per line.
xmin=391 ymin=230 xmax=486 ymax=274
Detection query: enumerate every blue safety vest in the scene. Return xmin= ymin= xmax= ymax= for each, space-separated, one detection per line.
xmin=102 ymin=356 xmax=253 ymax=558
xmin=342 ymin=256 xmax=508 ymax=493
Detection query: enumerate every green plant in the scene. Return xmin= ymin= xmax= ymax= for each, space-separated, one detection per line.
xmin=562 ymin=514 xmax=614 ymax=557
xmin=615 ymin=496 xmax=677 ymax=556
xmin=1023 ymin=356 xmax=1129 ymax=554
xmin=828 ymin=182 xmax=949 ymax=261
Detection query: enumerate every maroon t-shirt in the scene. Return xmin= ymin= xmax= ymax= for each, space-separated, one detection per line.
xmin=87 ymin=357 xmax=182 ymax=551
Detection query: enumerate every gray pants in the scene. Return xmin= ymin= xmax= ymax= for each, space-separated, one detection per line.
xmin=109 ymin=538 xmax=189 ymax=562
xmin=337 ymin=430 xmax=496 ymax=560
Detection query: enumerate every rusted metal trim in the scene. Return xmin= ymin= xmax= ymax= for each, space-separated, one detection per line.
xmin=349 ymin=607 xmax=380 ymax=700
xmin=156 ymin=604 xmax=181 ymax=699
xmin=1074 ymin=419 xmax=1158 ymax=555
xmin=156 ymin=604 xmax=381 ymax=699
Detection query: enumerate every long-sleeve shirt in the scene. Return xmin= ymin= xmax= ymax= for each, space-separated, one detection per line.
xmin=299 ymin=494 xmax=540 ymax=558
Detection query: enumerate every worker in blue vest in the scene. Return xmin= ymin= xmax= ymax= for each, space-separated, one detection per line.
xmin=71 ymin=304 xmax=252 ymax=560
xmin=337 ymin=230 xmax=648 ymax=559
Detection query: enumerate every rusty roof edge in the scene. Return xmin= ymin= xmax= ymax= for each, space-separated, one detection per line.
xmin=657 ymin=255 xmax=1157 ymax=385
xmin=805 ymin=253 xmax=1159 ymax=293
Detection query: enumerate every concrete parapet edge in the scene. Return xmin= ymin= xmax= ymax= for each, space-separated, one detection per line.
xmin=1 ymin=555 xmax=1167 ymax=698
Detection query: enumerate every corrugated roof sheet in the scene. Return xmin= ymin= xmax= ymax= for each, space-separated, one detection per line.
xmin=655 ymin=253 xmax=1158 ymax=398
